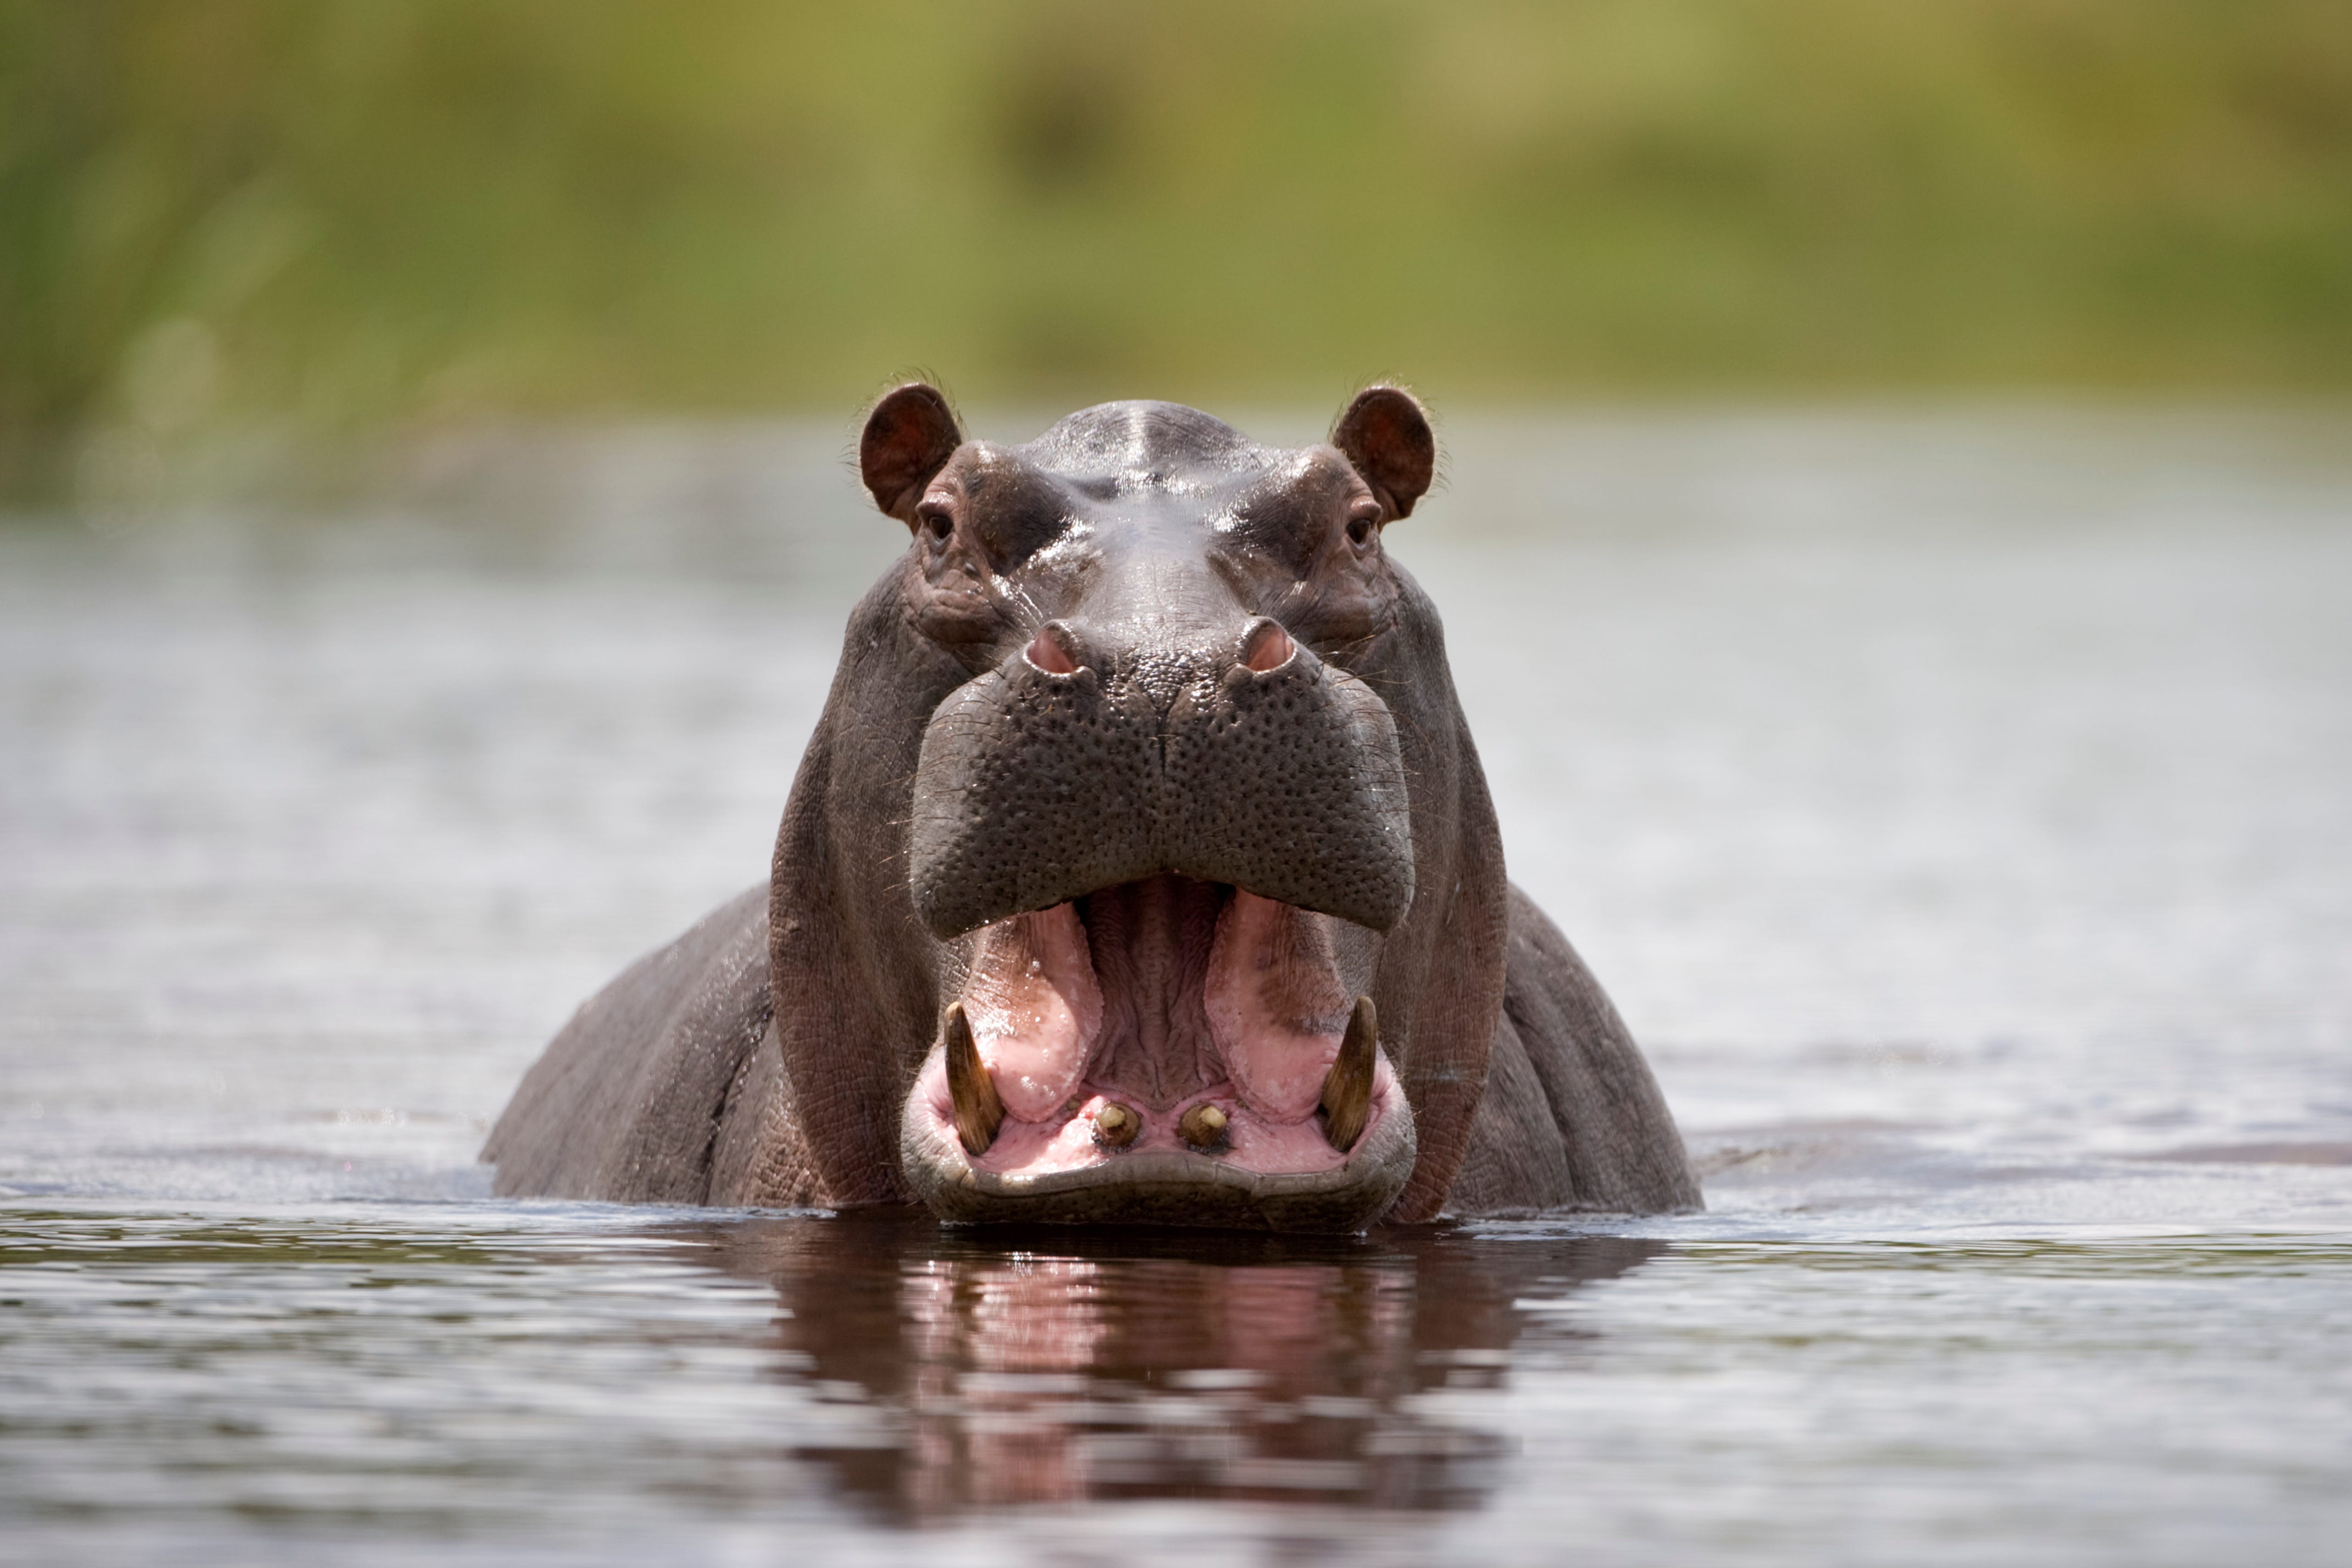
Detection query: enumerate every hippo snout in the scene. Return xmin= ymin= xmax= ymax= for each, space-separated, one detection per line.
xmin=906 ymin=623 xmax=1414 ymax=940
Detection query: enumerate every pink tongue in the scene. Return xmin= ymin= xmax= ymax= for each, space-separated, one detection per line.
xmin=1204 ymin=889 xmax=1351 ymax=1123
xmin=960 ymin=906 xmax=1100 ymax=1121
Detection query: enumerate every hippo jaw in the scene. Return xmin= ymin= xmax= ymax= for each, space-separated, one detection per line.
xmin=899 ymin=876 xmax=1418 ymax=1232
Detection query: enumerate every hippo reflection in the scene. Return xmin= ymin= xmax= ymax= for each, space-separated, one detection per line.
xmin=682 ymin=1212 xmax=1662 ymax=1517
xmin=486 ymin=385 xmax=1699 ymax=1228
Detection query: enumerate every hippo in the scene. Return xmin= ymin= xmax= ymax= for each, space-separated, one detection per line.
xmin=483 ymin=385 xmax=1699 ymax=1230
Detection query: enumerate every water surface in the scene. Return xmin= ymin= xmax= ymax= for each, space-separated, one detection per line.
xmin=4 ymin=408 xmax=2349 ymax=1563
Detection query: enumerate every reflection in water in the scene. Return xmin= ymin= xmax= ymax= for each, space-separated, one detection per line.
xmin=679 ymin=1211 xmax=1662 ymax=1520
xmin=6 ymin=413 xmax=2349 ymax=1563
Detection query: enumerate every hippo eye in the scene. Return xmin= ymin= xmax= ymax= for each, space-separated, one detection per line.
xmin=917 ymin=505 xmax=954 ymax=544
xmin=1346 ymin=508 xmax=1378 ymax=549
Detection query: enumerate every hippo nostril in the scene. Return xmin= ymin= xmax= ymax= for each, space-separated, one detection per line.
xmin=1025 ymin=623 xmax=1080 ymax=676
xmin=1242 ymin=619 xmax=1294 ymax=674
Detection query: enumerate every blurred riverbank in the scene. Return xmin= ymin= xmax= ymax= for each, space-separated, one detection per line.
xmin=7 ymin=0 xmax=2349 ymax=459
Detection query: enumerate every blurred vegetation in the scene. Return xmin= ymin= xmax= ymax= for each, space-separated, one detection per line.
xmin=3 ymin=0 xmax=2348 ymax=466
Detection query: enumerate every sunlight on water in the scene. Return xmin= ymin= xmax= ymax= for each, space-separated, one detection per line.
xmin=2 ymin=409 xmax=2349 ymax=1564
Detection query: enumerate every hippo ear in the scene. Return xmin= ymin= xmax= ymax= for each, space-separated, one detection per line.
xmin=860 ymin=382 xmax=964 ymax=524
xmin=1332 ymin=385 xmax=1436 ymax=521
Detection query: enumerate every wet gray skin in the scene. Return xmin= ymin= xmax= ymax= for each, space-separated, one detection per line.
xmin=483 ymin=385 xmax=1700 ymax=1230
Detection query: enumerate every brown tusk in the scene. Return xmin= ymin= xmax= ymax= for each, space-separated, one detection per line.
xmin=1177 ymin=1102 xmax=1228 ymax=1150
xmin=1318 ymin=995 xmax=1377 ymax=1153
xmin=1093 ymin=1101 xmax=1140 ymax=1148
xmin=943 ymin=1001 xmax=1005 ymax=1156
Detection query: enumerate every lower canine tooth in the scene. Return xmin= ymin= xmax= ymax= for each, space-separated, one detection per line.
xmin=943 ymin=1001 xmax=1005 ymax=1156
xmin=1179 ymin=1103 xmax=1229 ymax=1149
xmin=1093 ymin=1102 xmax=1140 ymax=1148
xmin=1318 ymin=995 xmax=1377 ymax=1153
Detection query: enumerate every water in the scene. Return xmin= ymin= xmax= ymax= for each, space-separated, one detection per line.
xmin=4 ymin=408 xmax=2349 ymax=1564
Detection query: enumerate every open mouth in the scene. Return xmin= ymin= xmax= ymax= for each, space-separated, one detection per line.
xmin=901 ymin=873 xmax=1416 ymax=1229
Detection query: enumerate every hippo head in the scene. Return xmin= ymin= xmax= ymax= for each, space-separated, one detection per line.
xmin=770 ymin=384 xmax=1509 ymax=1232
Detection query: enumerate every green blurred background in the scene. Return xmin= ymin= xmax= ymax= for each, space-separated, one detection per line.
xmin=4 ymin=0 xmax=2348 ymax=472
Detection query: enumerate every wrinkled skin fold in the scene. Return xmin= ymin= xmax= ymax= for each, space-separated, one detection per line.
xmin=484 ymin=386 xmax=1701 ymax=1229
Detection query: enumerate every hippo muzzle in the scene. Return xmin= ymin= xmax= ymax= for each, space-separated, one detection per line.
xmin=897 ymin=561 xmax=1420 ymax=1228
xmin=909 ymin=620 xmax=1414 ymax=936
